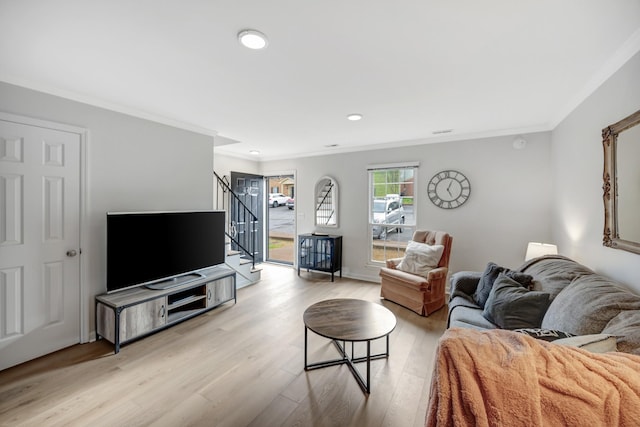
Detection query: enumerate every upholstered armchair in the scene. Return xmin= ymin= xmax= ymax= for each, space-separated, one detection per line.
xmin=379 ymin=230 xmax=453 ymax=316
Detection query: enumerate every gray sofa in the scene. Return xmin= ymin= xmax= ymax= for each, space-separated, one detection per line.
xmin=448 ymin=255 xmax=640 ymax=355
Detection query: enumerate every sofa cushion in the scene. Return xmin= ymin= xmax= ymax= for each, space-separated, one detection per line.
xmin=518 ymin=255 xmax=594 ymax=301
xmin=541 ymin=275 xmax=640 ymax=335
xmin=449 ymin=317 xmax=495 ymax=330
xmin=448 ymin=299 xmax=498 ymax=329
xmin=482 ymin=274 xmax=550 ymax=329
xmin=397 ymin=241 xmax=444 ymax=277
xmin=602 ymin=311 xmax=640 ymax=355
xmin=473 ymin=262 xmax=533 ymax=308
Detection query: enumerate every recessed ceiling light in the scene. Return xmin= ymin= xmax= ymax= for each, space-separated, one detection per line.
xmin=249 ymin=150 xmax=260 ymax=155
xmin=347 ymin=113 xmax=363 ymax=121
xmin=238 ymin=29 xmax=268 ymax=50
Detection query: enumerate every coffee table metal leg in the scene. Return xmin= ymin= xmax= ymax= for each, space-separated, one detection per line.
xmin=305 ymin=333 xmax=391 ymax=394
xmin=307 ymin=339 xmax=352 ymax=370
xmin=366 ymin=340 xmax=371 ymax=394
xmin=304 ymin=326 xmax=308 ymax=369
xmin=386 ymin=334 xmax=389 ymax=356
xmin=333 ymin=340 xmax=353 ymax=363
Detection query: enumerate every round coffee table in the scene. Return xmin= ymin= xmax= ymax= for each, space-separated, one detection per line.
xmin=303 ymin=298 xmax=397 ymax=393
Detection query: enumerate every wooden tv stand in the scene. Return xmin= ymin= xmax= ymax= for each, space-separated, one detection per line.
xmin=95 ymin=265 xmax=236 ymax=353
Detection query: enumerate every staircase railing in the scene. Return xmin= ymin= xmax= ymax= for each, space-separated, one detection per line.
xmin=316 ymin=182 xmax=335 ymax=225
xmin=214 ymin=171 xmax=257 ymax=269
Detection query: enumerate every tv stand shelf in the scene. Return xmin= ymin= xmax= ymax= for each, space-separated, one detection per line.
xmin=96 ymin=265 xmax=236 ymax=353
xmin=169 ymin=293 xmax=205 ymax=310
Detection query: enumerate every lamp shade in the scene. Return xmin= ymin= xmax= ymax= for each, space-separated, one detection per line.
xmin=525 ymin=242 xmax=558 ymax=261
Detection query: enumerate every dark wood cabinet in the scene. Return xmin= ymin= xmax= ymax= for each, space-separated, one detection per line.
xmin=298 ymin=233 xmax=342 ymax=281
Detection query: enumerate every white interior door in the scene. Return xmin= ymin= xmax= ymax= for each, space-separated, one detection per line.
xmin=0 ymin=118 xmax=81 ymax=371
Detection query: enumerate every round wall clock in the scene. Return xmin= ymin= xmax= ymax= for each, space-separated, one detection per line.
xmin=428 ymin=170 xmax=471 ymax=209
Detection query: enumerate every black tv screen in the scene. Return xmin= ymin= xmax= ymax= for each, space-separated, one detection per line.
xmin=106 ymin=211 xmax=226 ymax=293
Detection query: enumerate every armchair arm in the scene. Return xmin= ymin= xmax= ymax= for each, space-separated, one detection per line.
xmin=449 ymin=271 xmax=482 ymax=300
xmin=386 ymin=257 xmax=404 ymax=269
xmin=427 ymin=266 xmax=448 ymax=282
xmin=449 ymin=271 xmax=482 ymax=301
xmin=425 ymin=267 xmax=448 ymax=301
xmin=379 ymin=265 xmax=448 ymax=292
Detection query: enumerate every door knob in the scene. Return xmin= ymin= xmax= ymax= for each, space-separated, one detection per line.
xmin=66 ymin=250 xmax=78 ymax=257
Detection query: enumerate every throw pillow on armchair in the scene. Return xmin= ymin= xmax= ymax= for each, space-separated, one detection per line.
xmin=396 ymin=240 xmax=444 ymax=277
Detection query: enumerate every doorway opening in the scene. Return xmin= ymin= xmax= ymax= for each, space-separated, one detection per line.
xmin=266 ymin=174 xmax=295 ymax=264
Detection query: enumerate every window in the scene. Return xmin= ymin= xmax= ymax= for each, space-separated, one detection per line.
xmin=368 ymin=163 xmax=418 ymax=263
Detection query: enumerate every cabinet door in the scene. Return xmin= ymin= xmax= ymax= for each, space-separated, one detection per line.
xmin=206 ymin=276 xmax=235 ymax=307
xmin=317 ymin=238 xmax=332 ymax=269
xmin=299 ymin=236 xmax=313 ymax=268
xmin=120 ymin=297 xmax=167 ymax=342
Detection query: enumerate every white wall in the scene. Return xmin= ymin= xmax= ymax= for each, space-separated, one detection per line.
xmin=212 ymin=152 xmax=260 ymax=207
xmin=0 ymin=82 xmax=216 ymax=335
xmin=260 ymin=132 xmax=552 ymax=282
xmin=213 ymin=152 xmax=260 ymax=178
xmin=551 ymin=51 xmax=640 ymax=293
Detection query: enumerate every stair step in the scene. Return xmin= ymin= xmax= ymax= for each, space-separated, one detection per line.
xmin=235 ymin=274 xmax=252 ymax=289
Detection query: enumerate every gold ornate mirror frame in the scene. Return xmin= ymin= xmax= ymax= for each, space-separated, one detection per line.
xmin=602 ymin=108 xmax=640 ymax=254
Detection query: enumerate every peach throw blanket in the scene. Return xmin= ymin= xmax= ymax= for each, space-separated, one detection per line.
xmin=426 ymin=328 xmax=640 ymax=427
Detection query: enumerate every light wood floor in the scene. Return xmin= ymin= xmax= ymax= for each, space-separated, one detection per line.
xmin=0 ymin=264 xmax=447 ymax=427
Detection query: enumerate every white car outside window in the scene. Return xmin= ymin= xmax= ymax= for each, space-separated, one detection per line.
xmin=269 ymin=193 xmax=289 ymax=207
xmin=372 ymin=198 xmax=405 ymax=239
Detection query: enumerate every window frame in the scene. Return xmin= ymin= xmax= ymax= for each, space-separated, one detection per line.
xmin=367 ymin=162 xmax=419 ymax=265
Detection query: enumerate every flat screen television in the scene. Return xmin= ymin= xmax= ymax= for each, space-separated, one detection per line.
xmin=106 ymin=210 xmax=226 ymax=293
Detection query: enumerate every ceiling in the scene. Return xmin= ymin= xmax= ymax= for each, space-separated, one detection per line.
xmin=1 ymin=1 xmax=639 ymax=161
